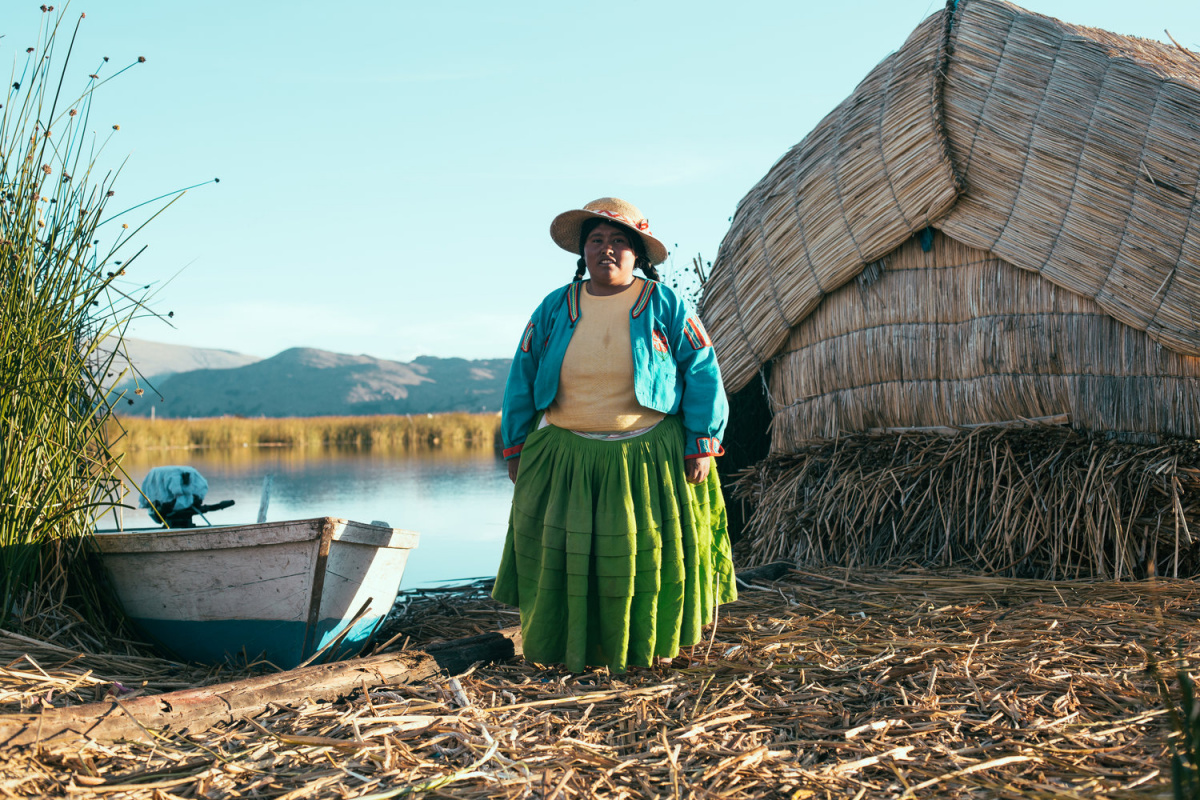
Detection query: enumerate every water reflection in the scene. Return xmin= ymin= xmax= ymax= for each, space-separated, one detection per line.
xmin=114 ymin=447 xmax=513 ymax=588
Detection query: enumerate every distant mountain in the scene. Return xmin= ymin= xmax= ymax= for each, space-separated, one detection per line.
xmin=106 ymin=337 xmax=262 ymax=387
xmin=120 ymin=345 xmax=510 ymax=418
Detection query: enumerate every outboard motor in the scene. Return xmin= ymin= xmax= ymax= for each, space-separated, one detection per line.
xmin=139 ymin=466 xmax=235 ymax=528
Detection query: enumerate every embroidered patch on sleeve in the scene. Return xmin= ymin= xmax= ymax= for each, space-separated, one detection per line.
xmin=520 ymin=320 xmax=535 ymax=353
xmin=683 ymin=316 xmax=711 ymax=350
xmin=651 ymin=329 xmax=670 ymax=356
xmin=692 ymin=437 xmax=724 ymax=456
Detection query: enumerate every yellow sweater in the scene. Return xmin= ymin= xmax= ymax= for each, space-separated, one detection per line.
xmin=544 ymin=279 xmax=667 ymax=432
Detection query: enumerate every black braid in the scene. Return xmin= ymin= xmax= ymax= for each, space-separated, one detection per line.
xmin=638 ymin=257 xmax=660 ymax=282
xmin=573 ymin=258 xmax=586 ymax=281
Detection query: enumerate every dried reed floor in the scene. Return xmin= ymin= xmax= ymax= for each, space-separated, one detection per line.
xmin=0 ymin=568 xmax=1194 ymax=798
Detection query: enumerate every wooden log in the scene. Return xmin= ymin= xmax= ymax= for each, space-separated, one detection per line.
xmin=424 ymin=626 xmax=523 ymax=675
xmin=0 ymin=650 xmax=438 ymax=747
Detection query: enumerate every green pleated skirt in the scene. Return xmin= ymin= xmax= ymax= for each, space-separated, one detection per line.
xmin=492 ymin=414 xmax=737 ymax=673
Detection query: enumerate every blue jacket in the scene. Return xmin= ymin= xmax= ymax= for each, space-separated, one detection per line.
xmin=501 ymin=279 xmax=728 ymax=460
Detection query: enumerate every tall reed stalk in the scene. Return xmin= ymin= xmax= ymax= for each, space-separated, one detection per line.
xmin=0 ymin=9 xmax=167 ymax=626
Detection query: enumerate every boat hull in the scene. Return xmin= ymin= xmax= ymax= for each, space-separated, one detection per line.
xmin=92 ymin=517 xmax=418 ymax=668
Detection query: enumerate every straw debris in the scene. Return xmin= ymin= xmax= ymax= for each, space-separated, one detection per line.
xmin=0 ymin=569 xmax=1195 ymax=798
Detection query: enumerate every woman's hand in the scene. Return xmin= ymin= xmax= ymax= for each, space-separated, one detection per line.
xmin=507 ymin=456 xmax=521 ymax=484
xmin=684 ymin=456 xmax=710 ymax=485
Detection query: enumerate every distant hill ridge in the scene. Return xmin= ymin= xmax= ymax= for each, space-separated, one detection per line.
xmin=107 ymin=337 xmax=262 ymax=384
xmin=118 ymin=340 xmax=510 ymax=418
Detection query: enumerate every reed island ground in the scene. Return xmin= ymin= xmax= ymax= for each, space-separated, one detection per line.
xmin=0 ymin=567 xmax=1192 ymax=799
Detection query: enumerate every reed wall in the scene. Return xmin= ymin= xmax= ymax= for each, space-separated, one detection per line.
xmin=768 ymin=232 xmax=1200 ymax=449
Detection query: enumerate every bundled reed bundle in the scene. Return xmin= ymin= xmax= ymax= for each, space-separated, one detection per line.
xmin=734 ymin=425 xmax=1200 ymax=580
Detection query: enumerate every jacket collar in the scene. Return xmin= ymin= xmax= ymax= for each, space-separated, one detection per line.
xmin=566 ymin=279 xmax=656 ymax=325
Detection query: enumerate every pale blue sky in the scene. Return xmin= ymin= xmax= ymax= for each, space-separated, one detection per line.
xmin=27 ymin=0 xmax=1200 ymax=361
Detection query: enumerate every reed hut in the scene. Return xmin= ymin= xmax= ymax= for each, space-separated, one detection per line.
xmin=703 ymin=0 xmax=1200 ymax=579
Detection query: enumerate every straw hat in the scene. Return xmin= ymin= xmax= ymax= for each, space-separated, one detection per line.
xmin=550 ymin=197 xmax=669 ymax=266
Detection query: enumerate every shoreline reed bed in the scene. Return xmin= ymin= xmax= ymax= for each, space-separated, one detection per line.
xmin=0 ymin=567 xmax=1194 ymax=797
xmin=110 ymin=412 xmax=503 ymax=453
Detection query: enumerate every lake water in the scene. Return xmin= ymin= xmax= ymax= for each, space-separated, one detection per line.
xmin=113 ymin=447 xmax=515 ymax=589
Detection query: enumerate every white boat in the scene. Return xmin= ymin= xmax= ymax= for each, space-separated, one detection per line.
xmin=92 ymin=517 xmax=419 ymax=668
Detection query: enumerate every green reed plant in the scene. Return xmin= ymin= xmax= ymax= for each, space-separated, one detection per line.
xmin=0 ymin=8 xmax=175 ymax=626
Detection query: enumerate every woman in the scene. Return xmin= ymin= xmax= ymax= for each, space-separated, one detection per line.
xmin=492 ymin=197 xmax=737 ymax=674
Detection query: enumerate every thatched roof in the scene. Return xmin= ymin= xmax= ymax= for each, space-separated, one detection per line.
xmin=703 ymin=0 xmax=1200 ymax=393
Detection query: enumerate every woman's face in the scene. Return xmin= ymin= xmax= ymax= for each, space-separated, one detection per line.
xmin=583 ymin=222 xmax=638 ymax=293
